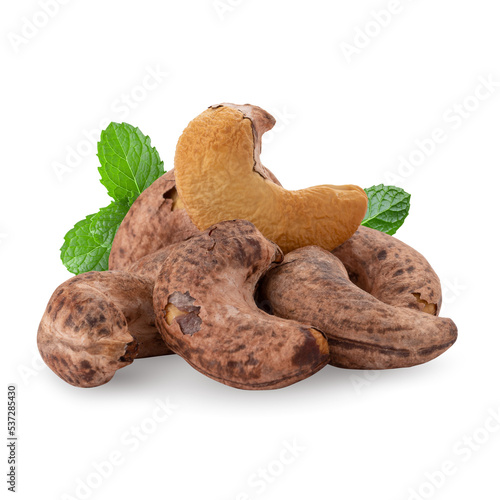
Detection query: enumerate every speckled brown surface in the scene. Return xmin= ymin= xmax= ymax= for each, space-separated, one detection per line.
xmin=258 ymin=246 xmax=457 ymax=370
xmin=128 ymin=246 xmax=174 ymax=282
xmin=37 ymin=271 xmax=171 ymax=388
xmin=153 ymin=220 xmax=330 ymax=390
xmin=108 ymin=169 xmax=199 ymax=271
xmin=333 ymin=226 xmax=443 ymax=315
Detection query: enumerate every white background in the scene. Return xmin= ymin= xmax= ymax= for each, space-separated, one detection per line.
xmin=1 ymin=1 xmax=499 ymax=499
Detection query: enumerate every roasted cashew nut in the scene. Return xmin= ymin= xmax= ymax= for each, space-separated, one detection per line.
xmin=333 ymin=226 xmax=442 ymax=315
xmin=109 ymin=169 xmax=199 ymax=272
xmin=38 ymin=270 xmax=172 ymax=388
xmin=258 ymin=246 xmax=457 ymax=369
xmin=153 ymin=220 xmax=330 ymax=390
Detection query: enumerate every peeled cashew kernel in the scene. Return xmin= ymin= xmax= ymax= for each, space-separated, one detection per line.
xmin=333 ymin=226 xmax=442 ymax=315
xmin=258 ymin=246 xmax=458 ymax=370
xmin=174 ymin=103 xmax=368 ymax=254
xmin=153 ymin=220 xmax=330 ymax=390
xmin=37 ymin=270 xmax=171 ymax=388
xmin=109 ymin=169 xmax=199 ymax=271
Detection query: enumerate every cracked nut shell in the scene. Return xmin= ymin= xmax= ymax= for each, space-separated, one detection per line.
xmin=153 ymin=220 xmax=330 ymax=390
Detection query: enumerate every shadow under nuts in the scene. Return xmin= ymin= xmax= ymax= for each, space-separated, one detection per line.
xmin=258 ymin=246 xmax=457 ymax=370
xmin=153 ymin=220 xmax=330 ymax=390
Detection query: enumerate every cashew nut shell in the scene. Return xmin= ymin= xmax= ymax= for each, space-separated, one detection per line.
xmin=37 ymin=270 xmax=171 ymax=388
xmin=333 ymin=226 xmax=442 ymax=315
xmin=258 ymin=246 xmax=457 ymax=369
xmin=109 ymin=169 xmax=199 ymax=271
xmin=153 ymin=220 xmax=330 ymax=390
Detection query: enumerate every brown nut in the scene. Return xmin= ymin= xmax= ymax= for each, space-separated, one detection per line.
xmin=127 ymin=246 xmax=174 ymax=282
xmin=37 ymin=270 xmax=171 ymax=388
xmin=174 ymin=103 xmax=368 ymax=254
xmin=108 ymin=169 xmax=199 ymax=271
xmin=153 ymin=220 xmax=330 ymax=390
xmin=333 ymin=226 xmax=442 ymax=315
xmin=258 ymin=246 xmax=457 ymax=370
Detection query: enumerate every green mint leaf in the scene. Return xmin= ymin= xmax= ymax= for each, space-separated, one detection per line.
xmin=361 ymin=184 xmax=411 ymax=235
xmin=89 ymin=200 xmax=130 ymax=247
xmin=60 ymin=214 xmax=109 ymax=274
xmin=61 ymin=201 xmax=130 ymax=274
xmin=97 ymin=122 xmax=164 ymax=203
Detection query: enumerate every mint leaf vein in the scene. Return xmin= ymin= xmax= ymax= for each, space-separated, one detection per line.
xmin=361 ymin=184 xmax=411 ymax=235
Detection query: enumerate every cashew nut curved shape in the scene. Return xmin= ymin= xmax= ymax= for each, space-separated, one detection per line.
xmin=174 ymin=103 xmax=368 ymax=254
xmin=333 ymin=226 xmax=442 ymax=315
xmin=258 ymin=246 xmax=458 ymax=369
xmin=153 ymin=220 xmax=330 ymax=390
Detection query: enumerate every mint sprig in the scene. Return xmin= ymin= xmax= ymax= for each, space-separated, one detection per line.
xmin=98 ymin=123 xmax=164 ymax=204
xmin=60 ymin=214 xmax=109 ymax=274
xmin=61 ymin=123 xmax=165 ymax=275
xmin=361 ymin=184 xmax=411 ymax=235
xmin=89 ymin=200 xmax=130 ymax=247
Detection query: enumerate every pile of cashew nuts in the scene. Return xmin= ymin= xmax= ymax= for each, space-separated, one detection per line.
xmin=37 ymin=104 xmax=457 ymax=390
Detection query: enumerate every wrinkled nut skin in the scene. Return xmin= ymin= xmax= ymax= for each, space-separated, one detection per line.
xmin=109 ymin=169 xmax=199 ymax=271
xmin=174 ymin=103 xmax=368 ymax=254
xmin=37 ymin=271 xmax=171 ymax=388
xmin=153 ymin=220 xmax=329 ymax=390
xmin=333 ymin=226 xmax=442 ymax=315
xmin=258 ymin=246 xmax=457 ymax=370
xmin=128 ymin=246 xmax=174 ymax=283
